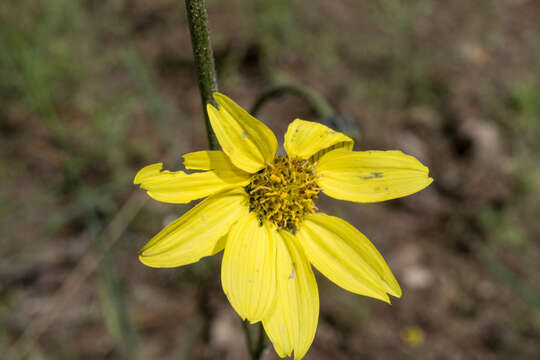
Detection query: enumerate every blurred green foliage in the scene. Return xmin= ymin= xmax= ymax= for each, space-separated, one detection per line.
xmin=509 ymin=83 xmax=540 ymax=153
xmin=0 ymin=0 xmax=88 ymax=143
xmin=0 ymin=1 xmax=182 ymax=357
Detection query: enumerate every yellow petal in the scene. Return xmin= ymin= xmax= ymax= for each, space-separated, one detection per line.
xmin=316 ymin=148 xmax=433 ymax=203
xmin=263 ymin=230 xmax=319 ymax=360
xmin=207 ymin=92 xmax=278 ymax=173
xmin=183 ymin=150 xmax=244 ymax=172
xmin=221 ymin=213 xmax=277 ymax=322
xmin=284 ymin=119 xmax=353 ymax=160
xmin=298 ymin=213 xmax=401 ymax=302
xmin=134 ymin=162 xmax=250 ymax=204
xmin=139 ymin=188 xmax=249 ymax=268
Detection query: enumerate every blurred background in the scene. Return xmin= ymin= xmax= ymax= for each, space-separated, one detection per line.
xmin=1 ymin=0 xmax=540 ymax=359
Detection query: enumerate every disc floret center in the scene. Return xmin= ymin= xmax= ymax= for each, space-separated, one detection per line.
xmin=246 ymin=156 xmax=321 ymax=233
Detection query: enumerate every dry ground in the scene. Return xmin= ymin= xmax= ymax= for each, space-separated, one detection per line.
xmin=1 ymin=0 xmax=540 ymax=359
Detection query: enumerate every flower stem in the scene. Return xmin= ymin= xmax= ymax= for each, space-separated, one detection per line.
xmin=184 ymin=1 xmax=266 ymax=358
xmin=242 ymin=320 xmax=266 ymax=360
xmin=185 ymin=0 xmax=219 ymax=150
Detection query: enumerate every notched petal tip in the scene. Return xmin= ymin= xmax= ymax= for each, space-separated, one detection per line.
xmin=134 ymin=162 xmax=163 ymax=185
xmin=134 ymin=158 xmax=249 ymax=204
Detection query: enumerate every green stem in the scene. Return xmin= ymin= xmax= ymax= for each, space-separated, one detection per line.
xmin=185 ymin=0 xmax=219 ymax=150
xmin=250 ymin=84 xmax=334 ymax=118
xmin=184 ymin=1 xmax=266 ymax=358
xmin=242 ymin=320 xmax=266 ymax=360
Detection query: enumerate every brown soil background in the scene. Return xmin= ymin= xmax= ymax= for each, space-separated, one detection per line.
xmin=1 ymin=0 xmax=540 ymax=359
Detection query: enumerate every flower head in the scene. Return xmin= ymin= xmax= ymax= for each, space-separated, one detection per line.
xmin=134 ymin=92 xmax=433 ymax=359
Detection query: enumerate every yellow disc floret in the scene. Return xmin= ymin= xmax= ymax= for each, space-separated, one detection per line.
xmin=246 ymin=156 xmax=321 ymax=233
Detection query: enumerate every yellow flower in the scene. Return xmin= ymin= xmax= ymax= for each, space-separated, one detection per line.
xmin=134 ymin=92 xmax=433 ymax=359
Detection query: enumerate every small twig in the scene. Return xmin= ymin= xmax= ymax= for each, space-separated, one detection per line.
xmin=250 ymin=84 xmax=334 ymax=118
xmin=251 ymin=84 xmax=362 ymax=145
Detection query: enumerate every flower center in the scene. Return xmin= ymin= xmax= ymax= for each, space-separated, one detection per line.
xmin=246 ymin=156 xmax=321 ymax=233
